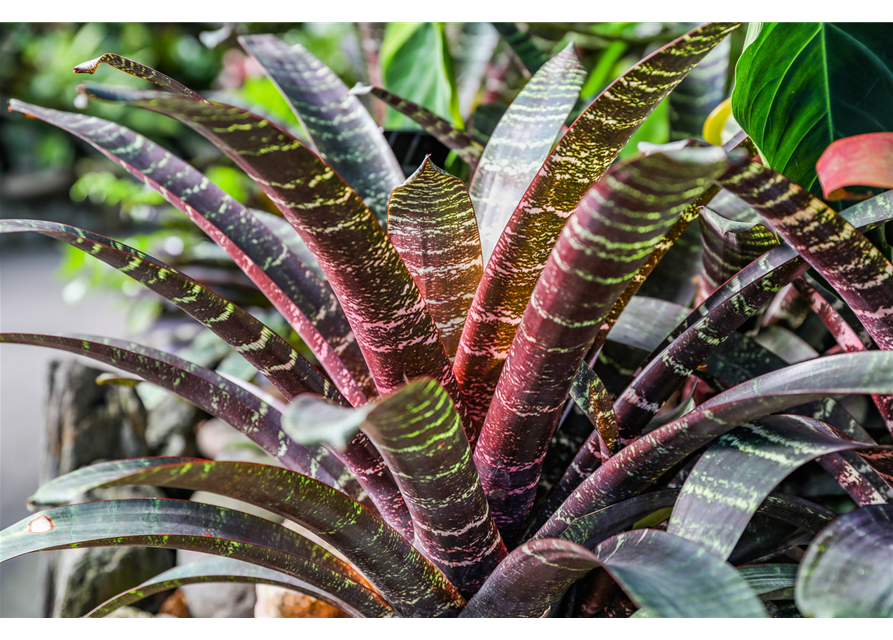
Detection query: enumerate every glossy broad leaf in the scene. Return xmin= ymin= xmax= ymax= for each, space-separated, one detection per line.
xmin=29 ymin=458 xmax=464 ymax=617
xmin=78 ymin=86 xmax=468 ymax=424
xmin=387 ymin=159 xmax=483 ymax=359
xmin=0 ymin=333 xmax=335 ymax=484
xmin=454 ymin=23 xmax=740 ymax=428
xmin=0 ymin=219 xmax=340 ymax=404
xmin=474 ymin=147 xmax=730 ymax=538
xmin=7 ymin=100 xmax=372 ymax=406
xmin=461 ymin=531 xmax=767 ymax=618
xmin=470 ymin=43 xmax=586 ymax=262
xmin=796 ymin=505 xmax=893 ymax=617
xmin=238 ymin=34 xmax=404 ymax=220
xmin=816 ymin=132 xmax=893 ymax=200
xmin=539 ymin=351 xmax=893 ymax=539
xmin=0 ymin=499 xmax=393 ymax=618
xmin=379 ymin=22 xmax=461 ymax=129
xmin=732 ymin=23 xmax=893 ymax=196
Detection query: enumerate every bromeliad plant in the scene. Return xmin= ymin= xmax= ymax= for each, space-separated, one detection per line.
xmin=3 ymin=22 xmax=893 ymax=618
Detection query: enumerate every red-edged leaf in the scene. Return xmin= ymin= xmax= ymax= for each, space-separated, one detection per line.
xmin=0 ymin=219 xmax=340 ymax=404
xmin=0 ymin=333 xmax=335 ymax=485
xmin=78 ymin=85 xmax=469 ymax=430
xmin=816 ymin=132 xmax=893 ymax=200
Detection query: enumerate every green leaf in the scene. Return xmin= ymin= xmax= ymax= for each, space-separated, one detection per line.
xmin=796 ymin=505 xmax=893 ymax=617
xmin=732 ymin=23 xmax=893 ymax=195
xmin=29 ymin=458 xmax=464 ymax=618
xmin=738 ymin=564 xmax=798 ymax=601
xmin=380 ymin=23 xmax=461 ymax=129
xmin=87 ymin=557 xmax=395 ymax=618
xmin=0 ymin=499 xmax=393 ymax=619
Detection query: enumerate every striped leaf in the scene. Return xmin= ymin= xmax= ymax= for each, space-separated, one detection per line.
xmin=698 ymin=193 xmax=779 ymax=302
xmin=668 ymin=35 xmax=730 ymax=141
xmin=387 ymin=159 xmax=483 ymax=359
xmin=87 ymin=557 xmax=395 ymax=618
xmin=362 ymin=379 xmax=506 ymax=595
xmin=0 ymin=333 xmax=334 ymax=485
xmin=461 ymin=532 xmax=767 ymax=618
xmin=453 ymin=23 xmax=740 ymax=428
xmin=470 ymin=43 xmax=586 ymax=262
xmin=283 ymin=396 xmax=413 ymax=541
xmin=738 ymin=564 xmax=798 ymax=601
xmin=667 ymin=415 xmax=893 ymax=560
xmin=29 ymin=458 xmax=464 ymax=617
xmin=473 ymin=147 xmax=730 ymax=539
xmin=73 ymin=52 xmax=205 ymax=99
xmin=7 ymin=100 xmax=373 ymax=406
xmin=558 ymin=490 xmax=834 ymax=551
xmin=0 ymin=219 xmax=340 ymax=404
xmin=0 ymin=499 xmax=393 ymax=619
xmin=358 ymin=85 xmax=484 ymax=168
xmin=79 ymin=85 xmax=468 ymax=427
xmin=538 ymin=350 xmax=893 ymax=540
xmin=717 ymin=160 xmax=893 ymax=353
xmin=286 ymin=379 xmax=507 ymax=596
xmin=612 ymin=189 xmax=893 ymax=440
xmin=796 ymin=505 xmax=893 ymax=617
xmin=569 ymin=363 xmax=618 ymax=456
xmin=238 ymin=34 xmax=404 ymax=221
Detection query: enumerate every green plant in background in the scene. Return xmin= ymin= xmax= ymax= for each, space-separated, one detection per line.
xmin=2 ymin=21 xmax=893 ymax=618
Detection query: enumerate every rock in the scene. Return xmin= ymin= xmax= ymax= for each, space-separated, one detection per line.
xmin=255 ymin=584 xmax=349 ymax=618
xmin=145 ymin=396 xmax=202 ymax=457
xmin=159 ymin=589 xmax=190 ymax=618
xmin=105 ymin=606 xmax=176 ymax=618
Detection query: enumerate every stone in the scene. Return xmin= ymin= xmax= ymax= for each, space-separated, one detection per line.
xmin=145 ymin=396 xmax=202 ymax=458
xmin=255 ymin=584 xmax=349 ymax=618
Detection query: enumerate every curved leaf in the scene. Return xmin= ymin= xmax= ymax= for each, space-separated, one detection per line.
xmin=738 ymin=564 xmax=797 ymax=601
xmin=0 ymin=219 xmax=340 ymax=404
xmin=73 ymin=52 xmax=205 ymax=99
xmin=491 ymin=23 xmax=549 ymax=77
xmin=387 ymin=159 xmax=483 ymax=359
xmin=238 ymin=34 xmax=404 ymax=220
xmin=87 ymin=557 xmax=394 ymax=618
xmin=816 ymin=132 xmax=893 ymax=200
xmin=539 ymin=351 xmax=893 ymax=540
xmin=461 ymin=531 xmax=767 ymax=618
xmin=29 ymin=458 xmax=464 ymax=617
xmin=454 ymin=23 xmax=740 ymax=428
xmin=0 ymin=333 xmax=334 ymax=484
xmin=7 ymin=99 xmax=372 ymax=406
xmin=796 ymin=505 xmax=893 ymax=617
xmin=732 ymin=23 xmax=893 ymax=195
xmin=668 ymin=415 xmax=893 ymax=560
xmin=0 ymin=499 xmax=393 ymax=618
xmin=612 ymin=189 xmax=893 ymax=440
xmin=470 ymin=43 xmax=586 ymax=262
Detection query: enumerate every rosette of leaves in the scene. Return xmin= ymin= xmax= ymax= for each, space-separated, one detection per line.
xmin=3 ymin=22 xmax=893 ymax=619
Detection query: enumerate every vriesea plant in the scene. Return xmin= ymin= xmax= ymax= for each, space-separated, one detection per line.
xmin=3 ymin=22 xmax=893 ymax=618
